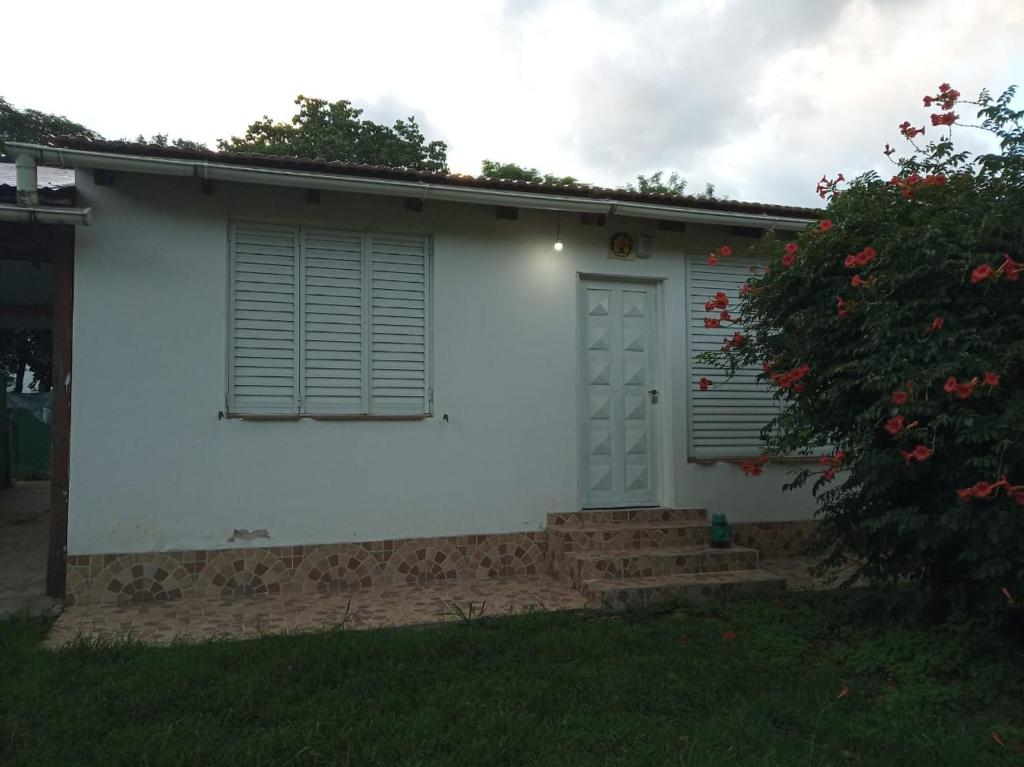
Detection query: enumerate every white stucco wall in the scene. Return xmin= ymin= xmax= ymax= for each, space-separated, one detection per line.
xmin=67 ymin=172 xmax=815 ymax=555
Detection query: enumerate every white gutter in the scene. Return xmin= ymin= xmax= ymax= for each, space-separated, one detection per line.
xmin=9 ymin=142 xmax=814 ymax=231
xmin=0 ymin=203 xmax=93 ymax=226
xmin=608 ymin=201 xmax=810 ymax=231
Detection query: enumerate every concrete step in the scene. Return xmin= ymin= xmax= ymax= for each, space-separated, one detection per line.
xmin=546 ymin=519 xmax=710 ymax=552
xmin=556 ymin=545 xmax=759 ymax=589
xmin=547 ymin=507 xmax=707 ymax=527
xmin=582 ymin=569 xmax=787 ymax=610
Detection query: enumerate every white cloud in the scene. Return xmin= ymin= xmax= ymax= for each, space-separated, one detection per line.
xmin=6 ymin=0 xmax=1024 ymax=206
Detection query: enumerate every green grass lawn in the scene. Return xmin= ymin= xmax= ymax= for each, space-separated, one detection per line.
xmin=2 ymin=589 xmax=1023 ymax=766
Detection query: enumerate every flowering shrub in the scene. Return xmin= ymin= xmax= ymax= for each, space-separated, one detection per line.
xmin=703 ymin=84 xmax=1024 ymax=614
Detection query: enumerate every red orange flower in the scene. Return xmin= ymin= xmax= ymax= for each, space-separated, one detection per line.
xmin=892 ymin=391 xmax=909 ymax=405
xmin=698 ymin=377 xmax=713 ymax=391
xmin=971 ymin=264 xmax=993 ymax=284
xmin=818 ymin=219 xmax=833 ymax=232
xmin=899 ymin=121 xmax=925 ymax=138
xmin=884 ymin=416 xmax=905 ymax=436
xmin=931 ymin=316 xmax=944 ymax=331
xmin=951 ymin=377 xmax=978 ymax=399
xmin=984 ymin=371 xmax=1000 ymax=387
xmin=1000 ymin=254 xmax=1022 ymax=281
xmin=722 ymin=332 xmax=745 ymax=350
xmin=902 ymin=445 xmax=933 ymax=465
xmin=741 ymin=456 xmax=769 ymax=477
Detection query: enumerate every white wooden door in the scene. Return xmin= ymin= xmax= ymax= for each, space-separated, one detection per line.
xmin=580 ymin=279 xmax=660 ymax=508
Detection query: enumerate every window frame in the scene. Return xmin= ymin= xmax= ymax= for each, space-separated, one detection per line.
xmin=225 ymin=219 xmax=433 ymax=420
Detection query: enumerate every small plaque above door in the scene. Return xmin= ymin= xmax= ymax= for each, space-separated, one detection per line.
xmin=609 ymin=232 xmax=635 ymax=260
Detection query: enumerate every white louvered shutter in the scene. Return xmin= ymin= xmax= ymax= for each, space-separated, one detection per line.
xmin=301 ymin=229 xmax=366 ymax=415
xmin=368 ymin=234 xmax=431 ymax=415
xmin=688 ymin=255 xmax=779 ymax=458
xmin=228 ymin=223 xmax=300 ymax=414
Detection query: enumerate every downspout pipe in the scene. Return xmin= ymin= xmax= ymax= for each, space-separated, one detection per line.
xmin=5 ymin=150 xmax=92 ymax=225
xmin=15 ymin=152 xmax=39 ymax=207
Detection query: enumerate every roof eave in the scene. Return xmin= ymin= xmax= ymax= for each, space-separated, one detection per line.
xmin=8 ymin=142 xmax=814 ymax=231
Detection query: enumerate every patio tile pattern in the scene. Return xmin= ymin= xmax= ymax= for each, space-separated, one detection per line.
xmin=46 ymin=558 xmax=846 ymax=647
xmin=46 ymin=574 xmax=587 ymax=647
xmin=732 ymin=520 xmax=816 ymax=559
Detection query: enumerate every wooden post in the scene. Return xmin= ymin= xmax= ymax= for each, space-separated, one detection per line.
xmin=46 ymin=226 xmax=74 ymax=599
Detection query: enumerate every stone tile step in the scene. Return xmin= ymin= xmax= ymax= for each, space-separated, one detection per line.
xmin=581 ymin=569 xmax=786 ymax=610
xmin=547 ymin=507 xmax=707 ymax=526
xmin=546 ymin=520 xmax=710 ymax=551
xmin=559 ymin=545 xmax=759 ymax=589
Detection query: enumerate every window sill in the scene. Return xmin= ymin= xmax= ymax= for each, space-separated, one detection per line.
xmin=688 ymin=456 xmax=821 ymax=465
xmin=224 ymin=413 xmax=430 ymax=422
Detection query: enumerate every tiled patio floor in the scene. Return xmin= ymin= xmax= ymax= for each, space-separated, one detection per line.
xmin=45 ymin=574 xmax=589 ymax=647
xmin=45 ymin=555 xmax=850 ymax=647
xmin=0 ymin=481 xmax=60 ymax=616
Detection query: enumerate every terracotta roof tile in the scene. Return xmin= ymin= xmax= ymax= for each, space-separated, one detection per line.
xmin=43 ymin=136 xmax=820 ymax=220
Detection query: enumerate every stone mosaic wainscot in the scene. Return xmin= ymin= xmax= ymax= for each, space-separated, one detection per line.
xmin=65 ymin=520 xmax=814 ymax=606
xmin=65 ymin=532 xmax=548 ymax=605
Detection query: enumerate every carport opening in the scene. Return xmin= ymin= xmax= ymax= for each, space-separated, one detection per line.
xmin=0 ymin=221 xmax=73 ymax=602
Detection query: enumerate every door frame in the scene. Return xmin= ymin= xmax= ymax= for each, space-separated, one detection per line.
xmin=47 ymin=227 xmax=73 ymax=598
xmin=576 ymin=273 xmax=667 ymax=509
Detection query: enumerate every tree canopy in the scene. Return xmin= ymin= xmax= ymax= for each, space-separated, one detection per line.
xmin=623 ymin=170 xmax=718 ymax=199
xmin=0 ymin=330 xmax=52 ymax=393
xmin=479 ymin=159 xmax=582 ymax=186
xmin=0 ymin=97 xmax=97 ymax=150
xmin=0 ymin=95 xmax=725 ymax=196
xmin=218 ymin=96 xmax=449 ymax=172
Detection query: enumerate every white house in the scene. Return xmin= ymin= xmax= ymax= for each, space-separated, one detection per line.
xmin=1 ymin=138 xmax=820 ymax=607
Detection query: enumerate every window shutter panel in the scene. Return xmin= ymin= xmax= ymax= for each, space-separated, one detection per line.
xmin=688 ymin=255 xmax=778 ymax=458
xmin=301 ymin=228 xmax=366 ymax=415
xmin=368 ymin=234 xmax=430 ymax=415
xmin=228 ymin=223 xmax=300 ymax=414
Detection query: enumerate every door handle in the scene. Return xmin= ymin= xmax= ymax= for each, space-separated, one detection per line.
xmin=648 ymin=389 xmax=659 ymax=404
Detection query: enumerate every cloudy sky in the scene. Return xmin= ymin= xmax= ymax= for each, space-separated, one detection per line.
xmin=7 ymin=0 xmax=1024 ymax=206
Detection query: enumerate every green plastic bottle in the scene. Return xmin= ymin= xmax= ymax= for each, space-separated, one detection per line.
xmin=710 ymin=513 xmax=732 ymax=548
